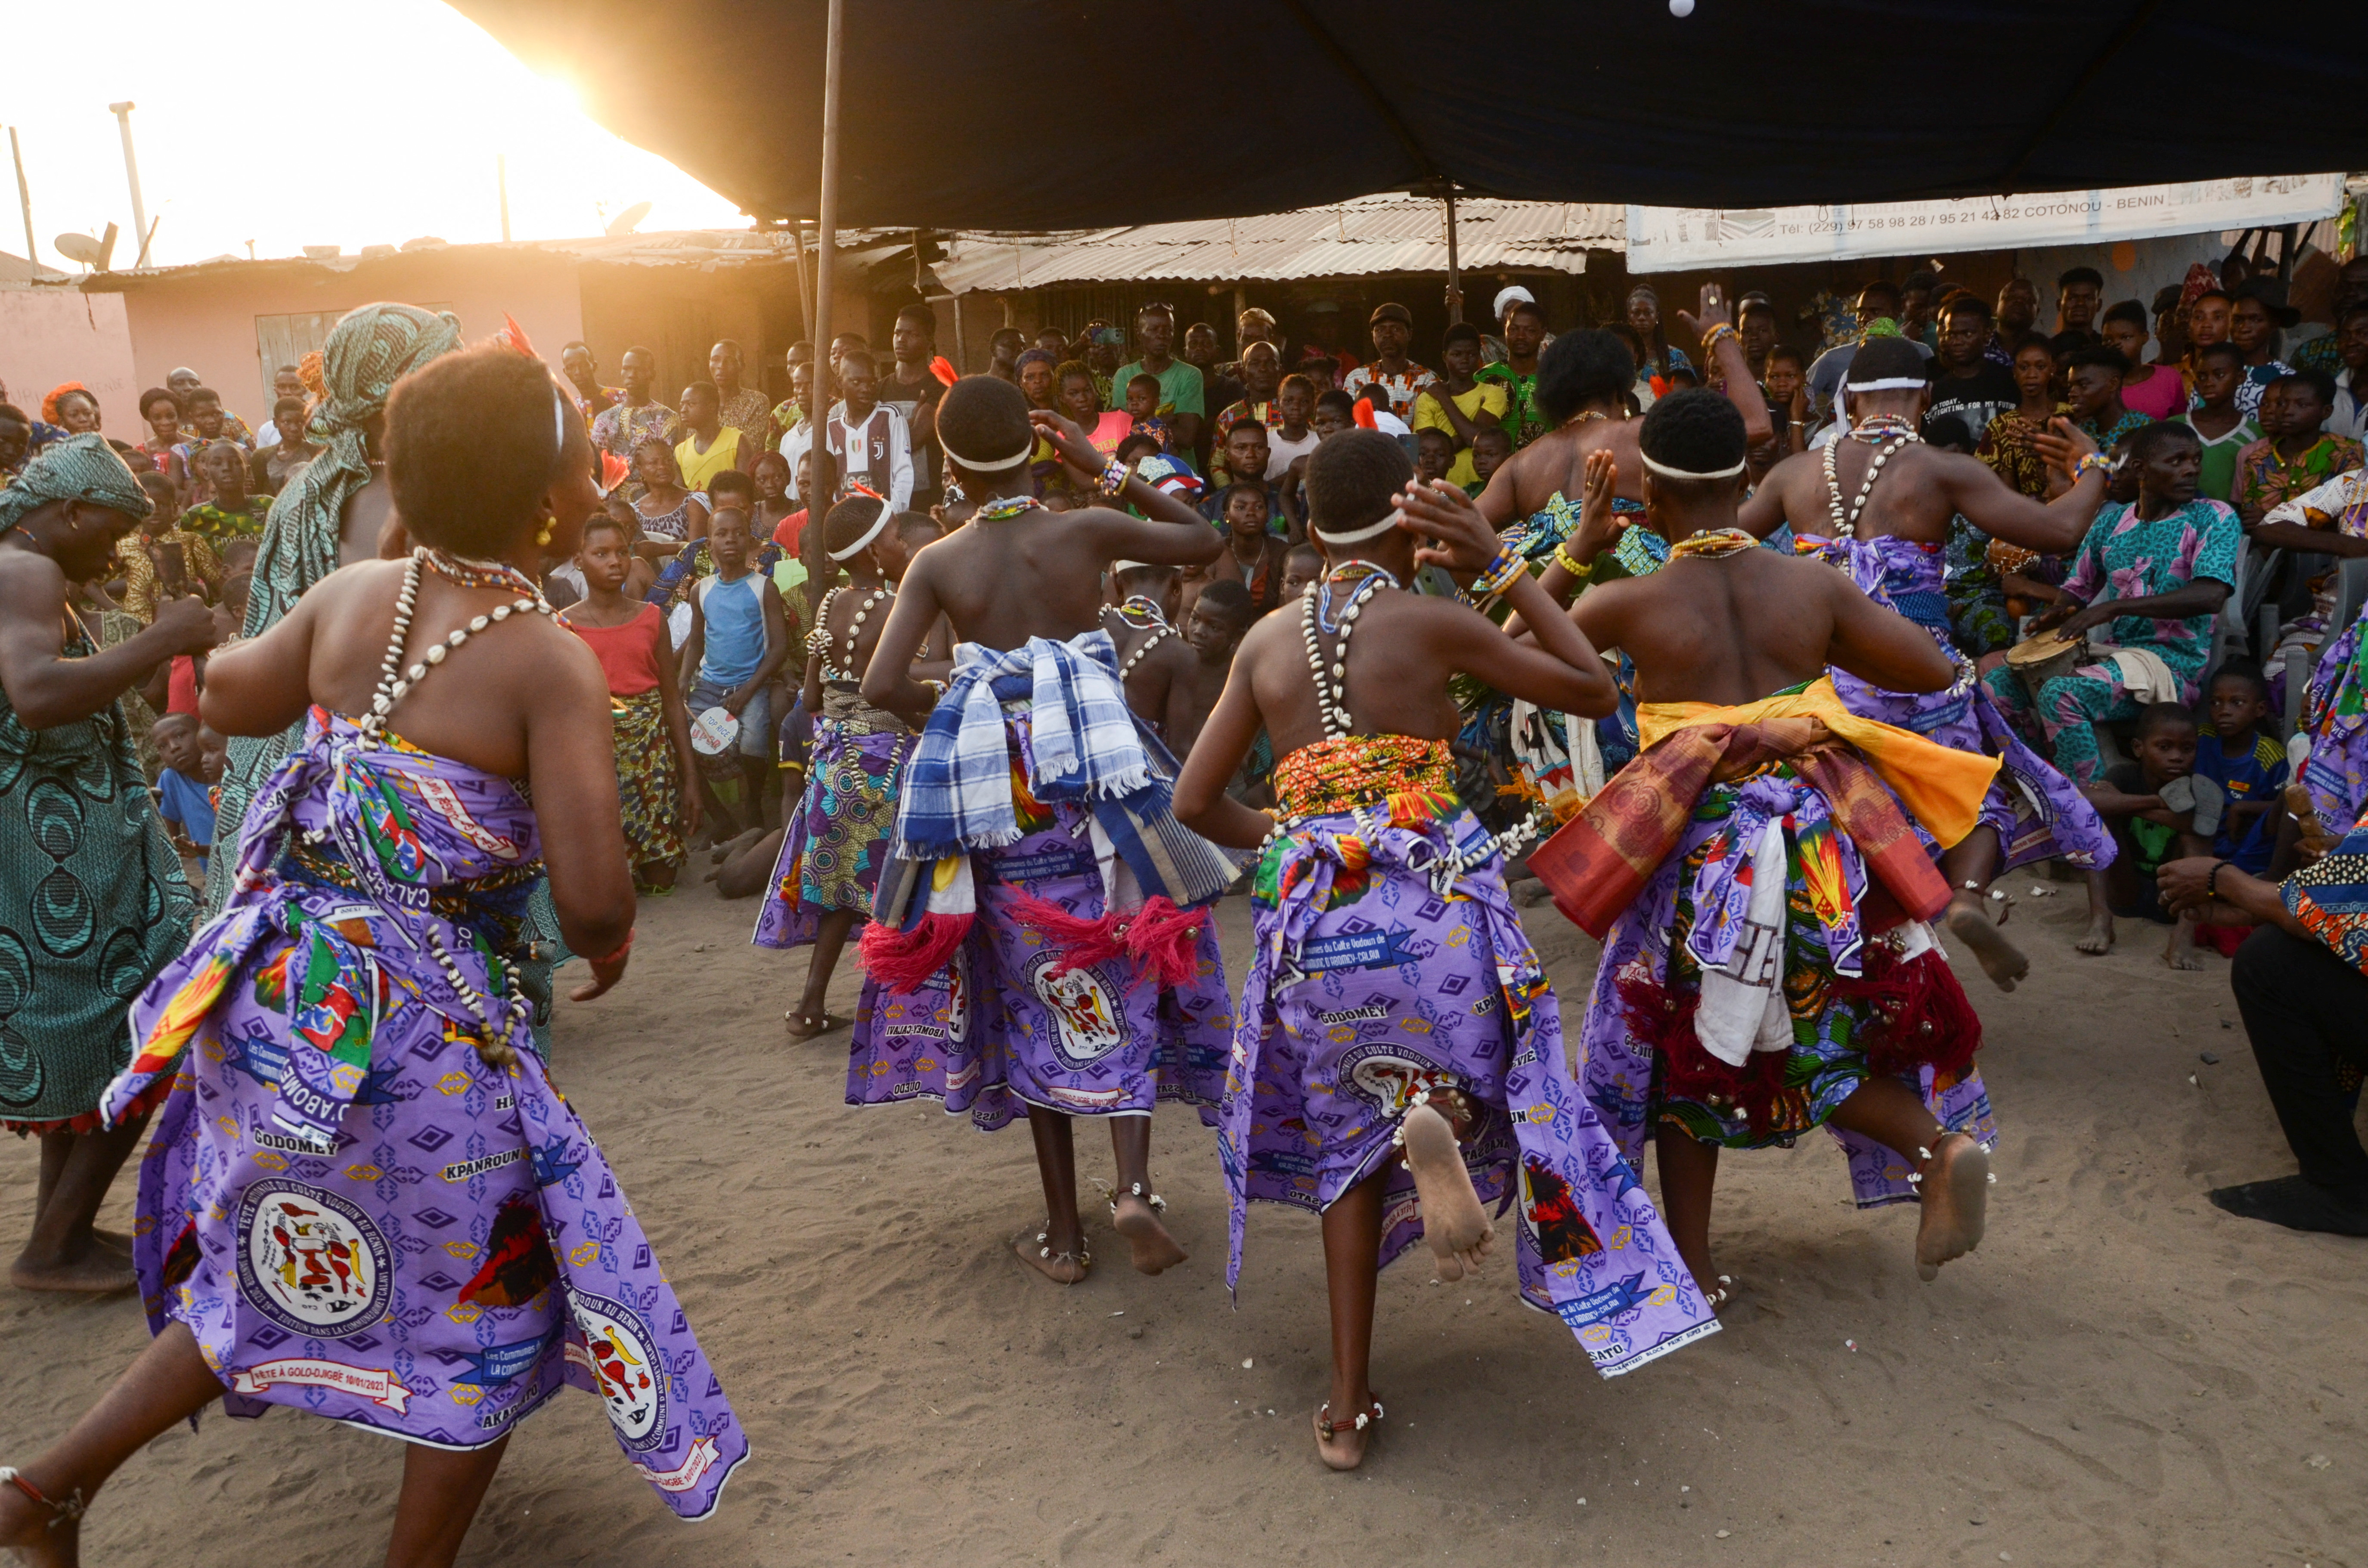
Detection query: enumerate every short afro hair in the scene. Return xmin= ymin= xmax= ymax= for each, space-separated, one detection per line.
xmin=139 ymin=386 xmax=179 ymax=419
xmin=2064 ymin=344 xmax=2131 ymax=377
xmin=823 ymin=493 xmax=887 ymax=555
xmin=1637 ymin=388 xmax=1748 ymax=482
xmin=386 ymin=343 xmax=580 ymax=559
xmin=2127 ymin=420 xmax=2201 ymax=466
xmin=2210 ymin=657 xmax=2270 ymax=705
xmin=2101 ymin=299 xmax=2148 ymax=332
xmin=1536 ymin=329 xmax=1637 ymax=424
xmin=1842 ymin=336 xmax=1928 ymax=388
xmin=2193 ymin=339 xmax=2247 ymax=369
xmin=1193 ymin=578 xmax=1255 ymax=626
xmin=2277 ymin=368 xmax=2337 ymax=408
xmin=934 ymin=374 xmax=1035 ymax=477
xmin=1303 ymin=429 xmax=1412 ymax=542
xmin=2131 ymin=701 xmax=2197 ymax=741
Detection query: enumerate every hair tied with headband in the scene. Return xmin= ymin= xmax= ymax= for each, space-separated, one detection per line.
xmin=938 ymin=431 xmax=1034 ymax=472
xmin=1843 ymin=377 xmax=1928 ymax=393
xmin=1640 ymin=452 xmax=1747 ymax=481
xmin=827 ymin=505 xmax=892 ymax=562
xmin=1312 ymin=505 xmax=1407 ymax=545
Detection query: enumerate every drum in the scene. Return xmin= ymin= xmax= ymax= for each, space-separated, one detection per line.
xmin=2005 ymin=629 xmax=2084 ymax=702
xmin=689 ymin=704 xmax=741 ymax=756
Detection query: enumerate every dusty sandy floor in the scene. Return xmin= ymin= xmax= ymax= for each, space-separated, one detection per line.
xmin=4 ymin=870 xmax=2363 ymax=1566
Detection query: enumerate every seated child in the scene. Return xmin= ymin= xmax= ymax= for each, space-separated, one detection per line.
xmin=1203 ymin=483 xmax=1293 ymax=617
xmin=1466 ymin=425 xmax=1513 ymax=499
xmin=2194 ymin=660 xmax=2287 ymax=875
xmin=2083 ymin=702 xmax=2219 ymax=968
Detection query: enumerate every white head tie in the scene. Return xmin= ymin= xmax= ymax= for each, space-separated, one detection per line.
xmin=1640 ymin=452 xmax=1747 ymax=481
xmin=1311 ymin=507 xmax=1407 ymax=545
xmin=1842 ymin=376 xmax=1929 ymax=393
xmin=938 ymin=431 xmax=1035 ymax=472
xmin=826 ymin=508 xmax=892 ymax=562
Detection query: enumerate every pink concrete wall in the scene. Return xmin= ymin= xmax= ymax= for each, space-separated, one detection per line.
xmin=0 ymin=290 xmax=138 ymax=430
xmin=106 ymin=249 xmax=588 ymax=427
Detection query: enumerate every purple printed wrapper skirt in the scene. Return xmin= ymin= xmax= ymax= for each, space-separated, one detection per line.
xmin=1221 ymin=800 xmax=1720 ymax=1378
xmin=753 ymin=718 xmax=912 ymax=953
xmin=848 ymin=802 xmax=1234 ymax=1128
xmin=108 ymin=709 xmax=746 ymax=1521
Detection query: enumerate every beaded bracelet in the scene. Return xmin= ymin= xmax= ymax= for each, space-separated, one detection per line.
xmin=1096 ymin=457 xmax=1132 ymax=497
xmin=1699 ymin=322 xmax=1739 ymax=359
xmin=2072 ymin=450 xmax=2124 ymax=482
xmin=588 ymin=928 xmax=635 ymax=969
xmin=1471 ymin=546 xmax=1527 ymax=600
xmin=1551 ymin=540 xmax=1593 ymax=583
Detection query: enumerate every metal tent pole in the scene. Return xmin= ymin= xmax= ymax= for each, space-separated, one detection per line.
xmin=1442 ymin=186 xmax=1463 ymax=325
xmin=8 ymin=127 xmax=34 ymax=266
xmin=803 ymin=0 xmax=845 ymax=619
xmin=107 ymin=103 xmax=151 ymax=267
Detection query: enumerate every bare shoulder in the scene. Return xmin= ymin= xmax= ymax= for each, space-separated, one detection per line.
xmin=0 ymin=545 xmax=66 ymax=602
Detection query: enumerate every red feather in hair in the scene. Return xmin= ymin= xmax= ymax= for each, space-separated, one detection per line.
xmin=598 ymin=451 xmax=631 ymax=495
xmin=1351 ymin=399 xmax=1379 ymax=430
xmin=928 ymin=356 xmax=958 ymax=387
xmin=490 ymin=313 xmax=538 ymax=359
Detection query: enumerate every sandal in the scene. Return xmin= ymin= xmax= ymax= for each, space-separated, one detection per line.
xmin=1 ymin=1467 xmax=85 ymax=1531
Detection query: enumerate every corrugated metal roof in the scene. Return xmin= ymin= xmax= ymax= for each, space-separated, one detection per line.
xmin=933 ymin=193 xmax=1624 ymax=294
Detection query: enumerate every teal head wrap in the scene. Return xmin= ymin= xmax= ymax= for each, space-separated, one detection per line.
xmin=0 ymin=432 xmax=152 ymax=539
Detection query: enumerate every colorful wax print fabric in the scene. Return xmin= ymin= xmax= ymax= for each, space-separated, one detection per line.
xmin=753 ymin=693 xmax=912 ymax=951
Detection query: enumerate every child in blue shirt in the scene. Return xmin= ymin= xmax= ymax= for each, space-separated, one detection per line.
xmin=2194 ymin=660 xmax=2287 ymax=875
xmin=152 ymin=713 xmax=223 ymax=881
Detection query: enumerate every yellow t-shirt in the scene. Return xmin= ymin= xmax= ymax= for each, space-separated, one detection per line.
xmin=676 ymin=427 xmax=744 ymax=493
xmin=1411 ymin=383 xmax=1509 ymax=486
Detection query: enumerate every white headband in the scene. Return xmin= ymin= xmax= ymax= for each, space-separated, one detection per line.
xmin=1311 ymin=507 xmax=1407 ymax=545
xmin=1640 ymin=452 xmax=1747 ymax=480
xmin=826 ymin=509 xmax=892 ymax=561
xmin=938 ymin=431 xmax=1034 ymax=472
xmin=552 ymin=383 xmax=569 ymax=453
xmin=1843 ymin=376 xmax=1928 ymax=393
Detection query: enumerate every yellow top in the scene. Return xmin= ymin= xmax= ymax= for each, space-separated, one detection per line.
xmin=1410 ymin=383 xmax=1509 ymax=487
xmin=1636 ymin=674 xmax=1999 ymax=848
xmin=676 ymin=426 xmax=744 ymax=493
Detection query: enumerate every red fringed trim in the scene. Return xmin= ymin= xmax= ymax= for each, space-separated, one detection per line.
xmin=859 ymin=913 xmax=972 ymax=993
xmin=4 ymin=1070 xmax=179 ymax=1140
xmin=1615 ymin=973 xmax=1791 ymax=1136
xmin=1008 ymin=892 xmax=1206 ymax=987
xmin=1832 ymin=946 xmax=1982 ymax=1082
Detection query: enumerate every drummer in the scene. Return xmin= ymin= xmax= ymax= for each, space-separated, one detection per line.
xmin=1983 ymin=422 xmax=2240 ymax=792
xmin=682 ymin=506 xmax=797 ymax=839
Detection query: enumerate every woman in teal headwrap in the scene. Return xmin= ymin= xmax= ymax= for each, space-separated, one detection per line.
xmin=210 ymin=303 xmax=462 ymax=915
xmin=0 ymin=433 xmax=219 ymax=1290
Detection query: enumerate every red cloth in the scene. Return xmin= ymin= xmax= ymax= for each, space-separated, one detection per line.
xmin=561 ymin=600 xmax=665 ymax=696
xmin=772 ymin=508 xmax=809 ymax=551
xmin=167 ymin=655 xmax=200 ymax=716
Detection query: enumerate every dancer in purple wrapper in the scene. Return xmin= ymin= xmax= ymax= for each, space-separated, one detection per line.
xmin=1738 ymin=335 xmax=2119 ymax=990
xmin=755 ymin=494 xmax=945 ymax=1036
xmin=1174 ymin=430 xmax=1719 ymax=1472
xmin=853 ymin=378 xmax=1236 ymax=1284
xmin=0 ymin=349 xmax=745 ymax=1564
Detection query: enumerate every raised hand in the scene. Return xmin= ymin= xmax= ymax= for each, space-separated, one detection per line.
xmin=1395 ymin=478 xmax=1501 ymax=575
xmin=1675 ymin=282 xmax=1735 ymax=344
xmin=1572 ymin=448 xmax=1628 ymax=563
xmin=1027 ymin=408 xmax=1100 ymax=474
xmin=2033 ymin=416 xmax=2100 ymax=479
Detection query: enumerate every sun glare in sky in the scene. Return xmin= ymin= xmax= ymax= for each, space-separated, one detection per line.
xmin=3 ymin=0 xmax=746 ymax=271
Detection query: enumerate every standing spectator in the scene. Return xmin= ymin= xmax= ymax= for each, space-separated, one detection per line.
xmin=708 ymin=339 xmax=773 ymax=454
xmin=0 ymin=404 xmax=28 ymax=480
xmin=590 ymin=344 xmax=679 ymax=459
xmin=1410 ymin=324 xmax=1507 ymax=489
xmin=1977 ymin=334 xmax=2067 ymax=501
xmin=1806 ymin=282 xmax=1933 ymax=418
xmin=878 ymin=304 xmax=946 ymax=503
xmin=1992 ymin=276 xmax=2042 ymax=362
xmin=985 ymin=326 xmax=1026 ymax=384
xmin=675 ymin=380 xmax=748 ymax=493
xmin=248 ymin=365 xmax=308 ymax=449
xmin=2055 ymin=266 xmax=2105 ymax=341
xmin=1926 ymin=296 xmax=2021 ymax=442
xmin=1265 ymin=373 xmax=1320 ymax=478
xmin=1208 ymin=340 xmax=1286 ymax=486
xmin=1080 ymin=320 xmax=1123 ymax=408
xmin=2227 ymin=281 xmax=2296 ymax=422
xmin=1033 ymin=325 xmax=1070 ymax=362
xmin=1897 ymin=268 xmax=1941 ymax=350
xmin=1341 ymin=302 xmax=1436 ymax=420
xmin=1478 ymin=297 xmax=1550 ymax=449
xmin=630 ymin=436 xmax=709 ymax=558
xmin=2151 ymin=282 xmax=2191 ymax=367
xmin=249 ymin=398 xmax=317 ymax=496
xmin=2173 ymin=341 xmax=2263 ymax=506
xmin=1183 ymin=321 xmax=1224 ymax=386
xmin=180 ymin=441 xmax=273 ymax=547
xmin=2290 ymin=255 xmax=2368 ymax=375
xmin=135 ymin=387 xmax=186 ymax=489
xmin=681 ymin=507 xmax=793 ymax=838
xmin=2235 ymin=371 xmax=2361 ymax=529
xmin=1229 ymin=307 xmax=1280 ymax=373
xmin=1734 ymin=293 xmax=1779 ymax=382
xmin=751 ymin=449 xmax=803 ymax=544
xmin=2101 ymin=300 xmax=2187 ymax=420
xmin=170 ymin=390 xmax=244 ymax=504
xmin=1110 ymin=303 xmax=1206 ymax=464
xmin=38 ymin=384 xmax=96 ymax=438
xmin=0 ymin=434 xmax=211 ymax=1291
xmin=773 ymin=340 xmax=815 ymax=433
xmin=1622 ymin=285 xmax=1692 ymax=381
xmin=1055 ymin=360 xmax=1133 ymax=458
xmin=118 ymin=476 xmax=225 ymax=625
xmin=818 ymin=351 xmax=912 ymax=511
xmin=2328 ymin=302 xmax=2368 ymax=443
xmin=560 ymin=340 xmax=619 ymax=418
xmin=2064 ymin=345 xmax=2151 ymax=450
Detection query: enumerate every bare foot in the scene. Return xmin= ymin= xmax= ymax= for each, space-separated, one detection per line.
xmin=2163 ymin=915 xmax=2206 ymax=971
xmin=2075 ymin=908 xmax=2114 ymax=956
xmin=1014 ymin=1227 xmax=1090 ymax=1285
xmin=1110 ymin=1189 xmax=1188 ymax=1276
xmin=1914 ymin=1132 xmax=1990 ymax=1282
xmin=1313 ymin=1395 xmax=1381 ymax=1472
xmin=1945 ymin=891 xmax=2029 ymax=992
xmin=1400 ymin=1103 xmax=1493 ymax=1280
xmin=781 ymin=1008 xmax=850 ymax=1039
xmin=10 ymin=1243 xmax=136 ymax=1294
xmin=0 ymin=1478 xmax=81 ymax=1566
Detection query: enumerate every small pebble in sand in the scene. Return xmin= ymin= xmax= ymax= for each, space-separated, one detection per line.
xmin=2200 ymin=1051 xmax=2220 ymax=1064
xmin=1127 ymin=1327 xmax=1143 ymax=1339
xmin=1240 ymin=1358 xmax=1253 ymax=1369
xmin=1845 ymin=1339 xmax=1857 ymax=1352
xmin=1715 ymin=1530 xmax=1730 ymax=1539
xmin=2306 ymin=1453 xmax=2331 ymax=1469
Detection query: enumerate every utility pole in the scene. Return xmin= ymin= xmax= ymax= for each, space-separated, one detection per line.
xmin=804 ymin=0 xmax=845 ymax=622
xmin=8 ymin=127 xmax=34 ymax=267
xmin=497 ymin=154 xmax=512 ymax=242
xmin=107 ymin=102 xmax=151 ymax=267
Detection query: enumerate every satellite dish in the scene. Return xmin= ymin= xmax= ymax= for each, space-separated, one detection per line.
xmin=54 ymin=223 xmax=117 ymax=271
xmin=605 ymin=201 xmax=653 ymax=238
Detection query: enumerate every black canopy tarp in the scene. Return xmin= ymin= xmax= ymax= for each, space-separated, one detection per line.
xmin=457 ymin=0 xmax=2367 ymax=230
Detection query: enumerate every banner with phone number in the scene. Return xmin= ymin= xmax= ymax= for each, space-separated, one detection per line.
xmin=1625 ymin=173 xmax=2344 ymax=273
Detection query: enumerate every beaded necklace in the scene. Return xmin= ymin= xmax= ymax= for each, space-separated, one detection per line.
xmin=424 ymin=547 xmax=542 ymax=597
xmin=1114 ymin=596 xmax=1173 ymax=681
xmin=1301 ymin=562 xmax=1398 ymax=737
xmin=1821 ymin=414 xmax=1920 ymax=539
xmin=974 ymin=494 xmax=1044 ymax=523
xmin=1668 ymin=527 xmax=1760 ymax=560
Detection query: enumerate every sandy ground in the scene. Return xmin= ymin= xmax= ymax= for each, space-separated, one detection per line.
xmin=5 ymin=867 xmax=2365 ymax=1567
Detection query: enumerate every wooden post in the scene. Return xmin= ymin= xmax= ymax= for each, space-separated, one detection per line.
xmin=1442 ymin=187 xmax=1463 ymax=325
xmin=804 ymin=0 xmax=845 ymax=620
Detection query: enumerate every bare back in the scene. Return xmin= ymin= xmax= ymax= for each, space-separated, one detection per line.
xmin=1742 ymin=430 xmax=2101 ymax=556
xmin=907 ymin=503 xmax=1200 ymax=649
xmin=1574 ymin=547 xmax=1953 ymax=708
xmin=1478 ymin=419 xmax=1639 ymax=527
xmin=1237 ymin=589 xmax=1499 ymax=759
